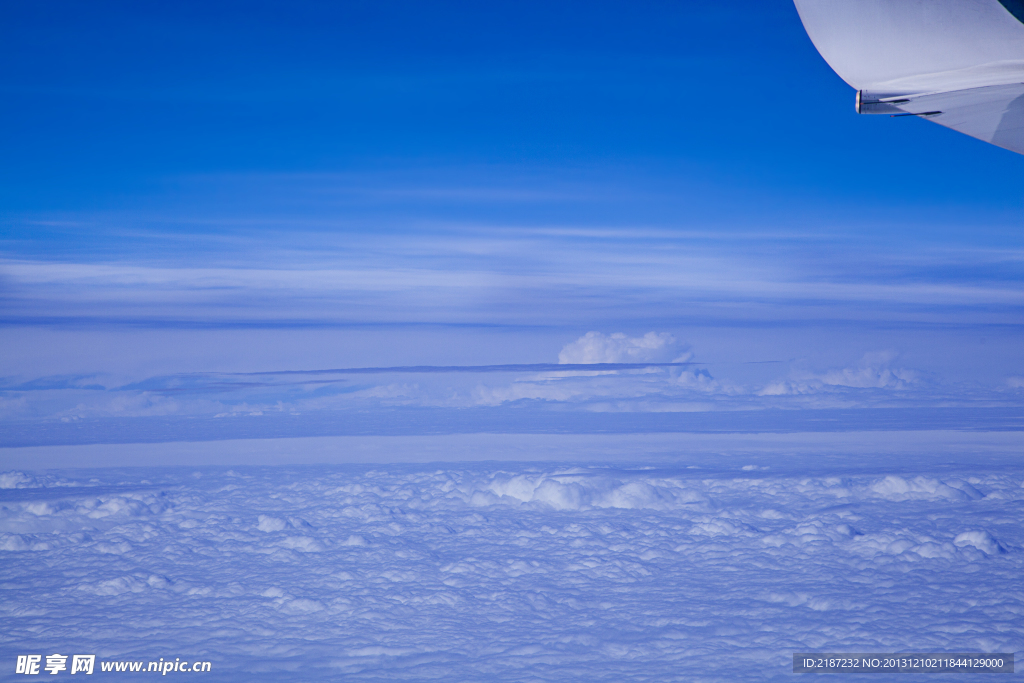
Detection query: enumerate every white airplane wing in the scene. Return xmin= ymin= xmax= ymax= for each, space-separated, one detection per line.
xmin=793 ymin=0 xmax=1024 ymax=154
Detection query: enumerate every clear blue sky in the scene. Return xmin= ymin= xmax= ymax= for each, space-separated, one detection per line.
xmin=0 ymin=0 xmax=1021 ymax=444
xmin=2 ymin=0 xmax=1022 ymax=228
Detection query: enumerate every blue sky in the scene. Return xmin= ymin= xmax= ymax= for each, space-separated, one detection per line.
xmin=1 ymin=0 xmax=1022 ymax=447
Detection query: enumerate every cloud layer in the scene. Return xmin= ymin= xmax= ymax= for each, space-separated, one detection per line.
xmin=1 ymin=459 xmax=1020 ymax=679
xmin=2 ymin=215 xmax=1022 ymax=446
xmin=2 ymin=329 xmax=1019 ymax=441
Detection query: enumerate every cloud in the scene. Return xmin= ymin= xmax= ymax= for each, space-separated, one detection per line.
xmin=674 ymin=367 xmax=723 ymax=393
xmin=558 ymin=332 xmax=692 ymax=364
xmin=471 ymin=381 xmax=593 ymax=407
xmin=760 ymin=351 xmax=917 ymax=396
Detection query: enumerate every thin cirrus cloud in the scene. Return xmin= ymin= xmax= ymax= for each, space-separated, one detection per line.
xmin=2 ymin=226 xmax=1022 ymax=330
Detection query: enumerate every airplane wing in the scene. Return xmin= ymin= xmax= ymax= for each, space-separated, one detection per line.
xmin=793 ymin=0 xmax=1024 ymax=154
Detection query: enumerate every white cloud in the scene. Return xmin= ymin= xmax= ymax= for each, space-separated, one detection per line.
xmin=558 ymin=332 xmax=692 ymax=364
xmin=818 ymin=351 xmax=916 ymax=389
xmin=760 ymin=351 xmax=917 ymax=396
xmin=674 ymin=367 xmax=723 ymax=392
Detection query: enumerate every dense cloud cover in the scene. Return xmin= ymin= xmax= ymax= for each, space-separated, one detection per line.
xmin=2 ymin=455 xmax=1021 ymax=681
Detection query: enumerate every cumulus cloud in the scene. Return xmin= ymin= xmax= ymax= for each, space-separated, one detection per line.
xmin=953 ymin=530 xmax=1006 ymax=555
xmin=817 ymin=351 xmax=917 ymax=389
xmin=0 ymin=472 xmax=37 ymax=489
xmin=468 ymin=334 xmax=717 ymax=407
xmin=558 ymin=332 xmax=692 ymax=364
xmin=760 ymin=351 xmax=917 ymax=396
